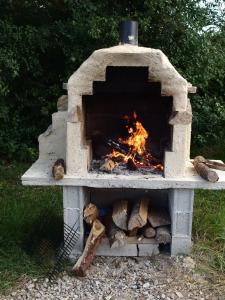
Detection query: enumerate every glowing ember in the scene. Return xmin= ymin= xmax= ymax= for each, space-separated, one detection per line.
xmin=108 ymin=112 xmax=163 ymax=171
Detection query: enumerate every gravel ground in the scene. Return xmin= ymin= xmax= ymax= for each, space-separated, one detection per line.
xmin=1 ymin=255 xmax=225 ymax=300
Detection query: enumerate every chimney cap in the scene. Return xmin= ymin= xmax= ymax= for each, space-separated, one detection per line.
xmin=119 ymin=20 xmax=138 ymax=45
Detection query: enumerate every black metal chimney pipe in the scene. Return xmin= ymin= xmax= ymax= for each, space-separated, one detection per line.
xmin=119 ymin=20 xmax=138 ymax=45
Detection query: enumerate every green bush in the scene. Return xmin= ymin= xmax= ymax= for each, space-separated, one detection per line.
xmin=0 ymin=0 xmax=225 ymax=160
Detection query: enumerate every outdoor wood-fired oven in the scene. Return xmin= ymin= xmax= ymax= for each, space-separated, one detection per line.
xmin=22 ymin=21 xmax=225 ymax=260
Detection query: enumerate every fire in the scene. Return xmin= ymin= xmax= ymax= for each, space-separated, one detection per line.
xmin=119 ymin=114 xmax=148 ymax=156
xmin=107 ymin=112 xmax=163 ymax=172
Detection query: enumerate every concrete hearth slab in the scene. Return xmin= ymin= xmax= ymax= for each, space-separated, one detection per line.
xmin=21 ymin=158 xmax=225 ymax=190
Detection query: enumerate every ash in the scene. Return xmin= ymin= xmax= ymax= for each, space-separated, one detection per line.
xmin=90 ymin=159 xmax=163 ymax=176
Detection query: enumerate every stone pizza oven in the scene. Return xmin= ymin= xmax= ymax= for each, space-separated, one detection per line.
xmin=22 ymin=21 xmax=225 ymax=259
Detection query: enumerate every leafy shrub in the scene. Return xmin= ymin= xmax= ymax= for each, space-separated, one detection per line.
xmin=0 ymin=0 xmax=225 ymax=160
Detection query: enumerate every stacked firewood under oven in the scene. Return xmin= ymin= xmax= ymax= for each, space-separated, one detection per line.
xmin=73 ymin=199 xmax=171 ymax=276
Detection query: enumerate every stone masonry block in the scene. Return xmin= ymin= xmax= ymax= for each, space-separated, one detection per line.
xmin=170 ymin=236 xmax=192 ymax=256
xmin=175 ymin=213 xmax=192 ymax=236
xmin=138 ymin=244 xmax=159 ymax=256
xmin=169 ymin=189 xmax=194 ymax=213
xmin=63 ymin=186 xmax=87 ymax=256
xmin=164 ymin=151 xmax=186 ymax=177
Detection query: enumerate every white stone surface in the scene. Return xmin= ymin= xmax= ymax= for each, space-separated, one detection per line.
xmin=22 ymin=159 xmax=225 ymax=190
xmin=38 ymin=111 xmax=67 ymax=161
xmin=65 ymin=44 xmax=193 ymax=177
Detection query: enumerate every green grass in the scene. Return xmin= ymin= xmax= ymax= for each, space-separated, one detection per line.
xmin=0 ymin=162 xmax=62 ymax=292
xmin=0 ymin=156 xmax=225 ymax=293
xmin=193 ymin=190 xmax=225 ymax=273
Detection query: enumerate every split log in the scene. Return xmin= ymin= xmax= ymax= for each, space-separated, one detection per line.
xmin=142 ymin=225 xmax=156 ymax=238
xmin=155 ymin=226 xmax=171 ymax=244
xmin=100 ymin=158 xmax=116 ymax=172
xmin=112 ymin=200 xmax=128 ymax=231
xmin=72 ymin=219 xmax=105 ymax=277
xmin=128 ymin=198 xmax=149 ymax=231
xmin=148 ymin=207 xmax=171 ymax=228
xmin=83 ymin=203 xmax=99 ymax=225
xmin=52 ymin=159 xmax=66 ymax=180
xmin=106 ymin=216 xmax=127 ymax=248
xmin=193 ymin=156 xmax=219 ymax=183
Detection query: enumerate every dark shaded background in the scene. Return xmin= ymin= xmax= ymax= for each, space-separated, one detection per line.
xmin=0 ymin=0 xmax=225 ymax=161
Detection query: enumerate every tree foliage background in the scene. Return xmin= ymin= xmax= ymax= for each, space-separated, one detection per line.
xmin=0 ymin=0 xmax=225 ymax=160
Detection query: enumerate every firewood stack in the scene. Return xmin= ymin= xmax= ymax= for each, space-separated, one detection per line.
xmin=72 ymin=199 xmax=171 ymax=276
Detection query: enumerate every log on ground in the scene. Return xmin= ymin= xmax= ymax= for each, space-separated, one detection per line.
xmin=72 ymin=219 xmax=105 ymax=277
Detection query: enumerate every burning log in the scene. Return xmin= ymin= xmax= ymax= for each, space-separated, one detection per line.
xmin=142 ymin=225 xmax=156 ymax=238
xmin=148 ymin=207 xmax=171 ymax=228
xmin=52 ymin=159 xmax=66 ymax=180
xmin=100 ymin=158 xmax=116 ymax=172
xmin=112 ymin=200 xmax=128 ymax=231
xmin=83 ymin=203 xmax=99 ymax=225
xmin=72 ymin=219 xmax=105 ymax=277
xmin=106 ymin=139 xmax=162 ymax=169
xmin=128 ymin=198 xmax=149 ymax=231
xmin=155 ymin=226 xmax=171 ymax=244
xmin=193 ymin=156 xmax=219 ymax=183
xmin=106 ymin=216 xmax=127 ymax=248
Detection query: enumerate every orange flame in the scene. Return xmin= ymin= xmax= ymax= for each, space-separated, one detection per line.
xmin=109 ymin=112 xmax=163 ymax=171
xmin=119 ymin=120 xmax=148 ymax=156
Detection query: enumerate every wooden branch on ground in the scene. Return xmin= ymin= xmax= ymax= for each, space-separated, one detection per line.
xmin=83 ymin=203 xmax=99 ymax=225
xmin=155 ymin=226 xmax=171 ymax=244
xmin=128 ymin=198 xmax=149 ymax=231
xmin=52 ymin=159 xmax=66 ymax=180
xmin=148 ymin=207 xmax=171 ymax=228
xmin=112 ymin=200 xmax=128 ymax=231
xmin=106 ymin=216 xmax=127 ymax=248
xmin=72 ymin=219 xmax=105 ymax=277
xmin=193 ymin=156 xmax=219 ymax=183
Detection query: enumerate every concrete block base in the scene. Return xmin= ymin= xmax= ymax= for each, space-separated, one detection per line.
xmin=63 ymin=186 xmax=194 ymax=258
